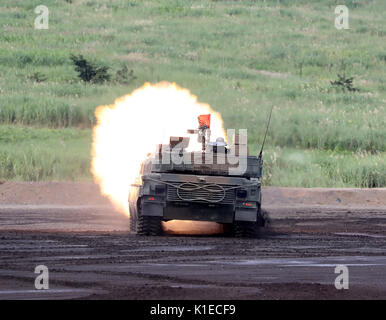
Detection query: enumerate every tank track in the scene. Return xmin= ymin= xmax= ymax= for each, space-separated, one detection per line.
xmin=129 ymin=215 xmax=137 ymax=233
xmin=233 ymin=221 xmax=259 ymax=238
xmin=233 ymin=208 xmax=269 ymax=238
xmin=137 ymin=215 xmax=163 ymax=236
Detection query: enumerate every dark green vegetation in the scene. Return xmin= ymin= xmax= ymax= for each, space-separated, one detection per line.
xmin=70 ymin=54 xmax=111 ymax=83
xmin=0 ymin=0 xmax=385 ymax=186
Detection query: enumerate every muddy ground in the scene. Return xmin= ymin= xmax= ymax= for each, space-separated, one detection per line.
xmin=0 ymin=182 xmax=386 ymax=300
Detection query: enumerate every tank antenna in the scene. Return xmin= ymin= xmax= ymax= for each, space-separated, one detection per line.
xmin=258 ymin=105 xmax=274 ymax=159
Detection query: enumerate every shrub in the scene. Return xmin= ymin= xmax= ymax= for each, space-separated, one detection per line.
xmin=330 ymin=74 xmax=359 ymax=92
xmin=115 ymin=65 xmax=137 ymax=84
xmin=70 ymin=54 xmax=110 ymax=83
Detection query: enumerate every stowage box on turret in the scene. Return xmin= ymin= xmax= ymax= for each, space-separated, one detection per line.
xmin=129 ymin=114 xmax=268 ymax=237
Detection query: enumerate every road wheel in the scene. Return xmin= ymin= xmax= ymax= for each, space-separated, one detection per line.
xmin=137 ymin=215 xmax=163 ymax=236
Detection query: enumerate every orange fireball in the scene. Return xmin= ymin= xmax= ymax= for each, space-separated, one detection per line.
xmin=91 ymin=82 xmax=226 ymax=217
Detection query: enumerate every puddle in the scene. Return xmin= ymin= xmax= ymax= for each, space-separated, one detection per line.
xmin=29 ymin=254 xmax=113 ymax=261
xmin=144 ymin=263 xmax=203 ymax=267
xmin=0 ymin=244 xmax=88 ymax=250
xmin=282 ymin=263 xmax=379 ymax=267
xmin=208 ymin=256 xmax=386 ymax=267
xmin=0 ymin=288 xmax=103 ymax=299
xmin=335 ymin=233 xmax=386 ymax=238
xmin=269 ymin=235 xmax=317 ymax=240
xmin=170 ymin=284 xmax=214 ymax=289
xmin=333 ymin=247 xmax=386 ymax=254
xmin=0 ymin=289 xmax=93 ymax=295
xmin=287 ymin=246 xmax=325 ymax=250
xmin=135 ymin=246 xmax=214 ymax=252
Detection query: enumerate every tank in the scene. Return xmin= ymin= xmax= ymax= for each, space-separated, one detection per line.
xmin=128 ymin=114 xmax=268 ymax=237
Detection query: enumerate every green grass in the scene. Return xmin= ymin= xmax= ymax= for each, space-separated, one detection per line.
xmin=0 ymin=0 xmax=385 ymax=186
xmin=262 ymin=147 xmax=386 ymax=188
xmin=2 ymin=126 xmax=384 ymax=187
xmin=0 ymin=126 xmax=91 ymax=181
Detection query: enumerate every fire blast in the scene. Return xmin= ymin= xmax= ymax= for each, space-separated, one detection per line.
xmin=91 ymin=82 xmax=226 ymax=232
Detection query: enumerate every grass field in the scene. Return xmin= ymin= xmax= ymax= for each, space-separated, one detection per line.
xmin=0 ymin=0 xmax=385 ymax=187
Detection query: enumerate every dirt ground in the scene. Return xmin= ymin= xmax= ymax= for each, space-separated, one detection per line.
xmin=0 ymin=182 xmax=386 ymax=300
